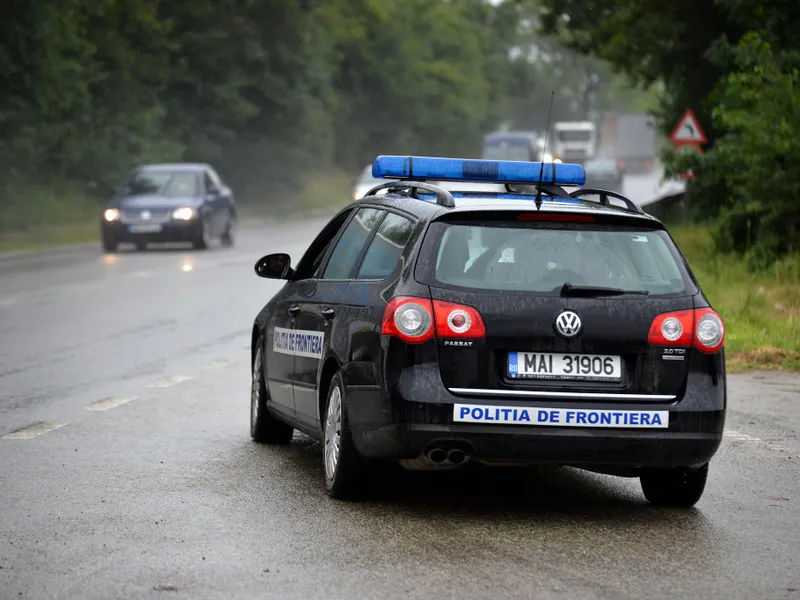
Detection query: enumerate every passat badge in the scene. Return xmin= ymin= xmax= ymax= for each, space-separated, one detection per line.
xmin=555 ymin=311 xmax=582 ymax=338
xmin=140 ymin=210 xmax=151 ymax=220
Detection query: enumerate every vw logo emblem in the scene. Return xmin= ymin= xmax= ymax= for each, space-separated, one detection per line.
xmin=555 ymin=310 xmax=582 ymax=338
xmin=140 ymin=210 xmax=151 ymax=220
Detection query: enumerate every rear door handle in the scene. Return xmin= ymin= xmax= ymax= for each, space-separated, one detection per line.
xmin=321 ymin=308 xmax=336 ymax=320
xmin=288 ymin=305 xmax=300 ymax=316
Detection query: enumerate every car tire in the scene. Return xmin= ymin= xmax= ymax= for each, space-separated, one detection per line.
xmin=323 ymin=371 xmax=365 ymax=500
xmin=192 ymin=217 xmax=211 ymax=250
xmin=250 ymin=339 xmax=294 ymax=444
xmin=102 ymin=235 xmax=118 ymax=253
xmin=640 ymin=462 xmax=709 ymax=507
xmin=220 ymin=213 xmax=235 ymax=248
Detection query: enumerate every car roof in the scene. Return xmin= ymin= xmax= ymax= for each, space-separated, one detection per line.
xmin=352 ymin=189 xmax=661 ymax=225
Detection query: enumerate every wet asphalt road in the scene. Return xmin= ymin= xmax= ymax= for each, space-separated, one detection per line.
xmin=1 ymin=214 xmax=798 ymax=600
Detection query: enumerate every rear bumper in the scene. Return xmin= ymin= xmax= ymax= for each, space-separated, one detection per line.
xmin=344 ymin=366 xmax=725 ymax=471
xmin=351 ymin=421 xmax=721 ymax=472
xmin=101 ymin=219 xmax=202 ymax=243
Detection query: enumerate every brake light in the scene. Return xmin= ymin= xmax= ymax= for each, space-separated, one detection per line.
xmin=432 ymin=300 xmax=486 ymax=338
xmin=517 ymin=214 xmax=594 ymax=222
xmin=382 ymin=297 xmax=486 ymax=342
xmin=647 ymin=308 xmax=725 ymax=353
xmin=382 ymin=297 xmax=434 ymax=343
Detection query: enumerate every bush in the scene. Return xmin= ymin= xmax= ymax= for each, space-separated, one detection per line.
xmin=666 ymin=32 xmax=800 ymax=263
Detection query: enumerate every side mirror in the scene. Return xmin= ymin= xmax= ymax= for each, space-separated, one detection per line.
xmin=207 ymin=184 xmax=220 ymax=198
xmin=255 ymin=253 xmax=293 ymax=279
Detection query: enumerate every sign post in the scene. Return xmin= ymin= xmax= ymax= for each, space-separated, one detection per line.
xmin=669 ymin=109 xmax=707 ymax=180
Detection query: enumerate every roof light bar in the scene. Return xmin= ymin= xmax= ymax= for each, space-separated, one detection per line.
xmin=372 ymin=155 xmax=586 ymax=187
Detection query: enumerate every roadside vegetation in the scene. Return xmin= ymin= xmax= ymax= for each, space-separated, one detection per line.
xmin=671 ymin=225 xmax=800 ymax=372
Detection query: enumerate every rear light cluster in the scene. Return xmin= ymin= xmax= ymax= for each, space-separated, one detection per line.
xmin=381 ymin=297 xmax=486 ymax=343
xmin=648 ymin=308 xmax=725 ymax=353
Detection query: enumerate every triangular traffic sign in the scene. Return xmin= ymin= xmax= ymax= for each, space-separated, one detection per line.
xmin=670 ymin=109 xmax=707 ymax=145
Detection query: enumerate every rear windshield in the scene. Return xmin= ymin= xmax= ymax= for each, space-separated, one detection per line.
xmin=417 ymin=221 xmax=694 ymax=296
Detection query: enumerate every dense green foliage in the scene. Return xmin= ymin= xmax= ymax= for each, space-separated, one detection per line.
xmin=1 ymin=0 xmax=653 ymax=232
xmin=537 ymin=0 xmax=800 ymax=261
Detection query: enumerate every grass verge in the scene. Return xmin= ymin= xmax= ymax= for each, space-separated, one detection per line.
xmin=0 ymin=222 xmax=100 ymax=253
xmin=670 ymin=225 xmax=800 ymax=372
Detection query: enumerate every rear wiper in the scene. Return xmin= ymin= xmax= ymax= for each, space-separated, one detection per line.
xmin=559 ymin=282 xmax=650 ymax=297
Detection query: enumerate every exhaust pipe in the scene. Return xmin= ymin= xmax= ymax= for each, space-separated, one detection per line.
xmin=448 ymin=449 xmax=466 ymax=465
xmin=427 ymin=448 xmax=447 ymax=464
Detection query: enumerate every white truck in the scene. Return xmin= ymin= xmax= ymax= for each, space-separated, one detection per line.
xmin=597 ymin=112 xmax=658 ymax=174
xmin=551 ymin=121 xmax=596 ymax=165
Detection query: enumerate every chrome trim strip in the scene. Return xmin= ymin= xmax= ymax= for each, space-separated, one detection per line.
xmin=448 ymin=388 xmax=676 ymax=401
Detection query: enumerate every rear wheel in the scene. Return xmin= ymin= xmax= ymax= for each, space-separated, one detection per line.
xmin=323 ymin=371 xmax=365 ymax=499
xmin=250 ymin=339 xmax=294 ymax=444
xmin=640 ymin=463 xmax=709 ymax=507
xmin=221 ymin=212 xmax=235 ymax=248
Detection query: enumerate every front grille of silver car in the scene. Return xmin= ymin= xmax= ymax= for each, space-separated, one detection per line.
xmin=120 ymin=210 xmax=172 ymax=225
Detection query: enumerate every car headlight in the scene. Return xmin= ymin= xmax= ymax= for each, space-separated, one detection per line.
xmin=172 ymin=207 xmax=195 ymax=220
xmin=104 ymin=208 xmax=120 ymax=222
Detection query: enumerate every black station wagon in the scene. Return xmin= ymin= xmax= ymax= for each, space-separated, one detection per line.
xmin=249 ymin=156 xmax=726 ymax=505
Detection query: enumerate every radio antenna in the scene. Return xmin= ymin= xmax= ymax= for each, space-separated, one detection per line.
xmin=534 ymin=90 xmax=556 ymax=211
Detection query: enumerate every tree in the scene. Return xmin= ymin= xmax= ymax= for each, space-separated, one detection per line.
xmin=536 ymin=0 xmax=800 ymax=257
xmin=671 ymin=32 xmax=800 ymax=262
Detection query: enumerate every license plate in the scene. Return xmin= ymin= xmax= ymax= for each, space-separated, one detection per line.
xmin=508 ymin=352 xmax=621 ymax=381
xmin=454 ymin=404 xmax=668 ymax=428
xmin=128 ymin=224 xmax=162 ymax=233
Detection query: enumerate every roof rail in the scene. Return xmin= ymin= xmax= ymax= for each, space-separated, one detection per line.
xmin=363 ymin=180 xmax=455 ymax=208
xmin=568 ymin=188 xmax=645 ymax=215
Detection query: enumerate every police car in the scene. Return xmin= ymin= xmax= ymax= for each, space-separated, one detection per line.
xmin=249 ymin=155 xmax=726 ymax=506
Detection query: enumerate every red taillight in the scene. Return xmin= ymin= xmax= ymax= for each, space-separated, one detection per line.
xmin=382 ymin=297 xmax=486 ymax=342
xmin=381 ymin=297 xmax=434 ymax=343
xmin=432 ymin=300 xmax=486 ymax=338
xmin=517 ymin=213 xmax=594 ymax=222
xmin=648 ymin=308 xmax=725 ymax=353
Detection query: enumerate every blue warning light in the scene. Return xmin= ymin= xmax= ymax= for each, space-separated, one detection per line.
xmin=372 ymin=155 xmax=586 ymax=186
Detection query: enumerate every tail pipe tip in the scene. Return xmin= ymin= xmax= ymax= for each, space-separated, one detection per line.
xmin=428 ymin=448 xmax=447 ymax=463
xmin=448 ymin=449 xmax=466 ymax=464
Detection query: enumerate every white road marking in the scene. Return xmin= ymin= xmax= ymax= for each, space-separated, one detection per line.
xmin=147 ymin=375 xmax=193 ymax=388
xmin=4 ymin=422 xmax=68 ymax=439
xmin=131 ymin=270 xmax=154 ymax=278
xmin=86 ymin=396 xmax=137 ymax=411
xmin=202 ymin=358 xmax=235 ymax=370
xmin=723 ymin=429 xmax=791 ymax=453
xmin=0 ymin=297 xmax=17 ymax=308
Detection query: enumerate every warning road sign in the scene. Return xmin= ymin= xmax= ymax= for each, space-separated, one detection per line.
xmin=670 ymin=109 xmax=707 ymax=145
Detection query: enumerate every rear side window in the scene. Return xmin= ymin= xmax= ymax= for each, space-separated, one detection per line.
xmin=419 ymin=221 xmax=692 ymax=295
xmin=357 ymin=212 xmax=415 ymax=279
xmin=322 ymin=208 xmax=383 ymax=280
